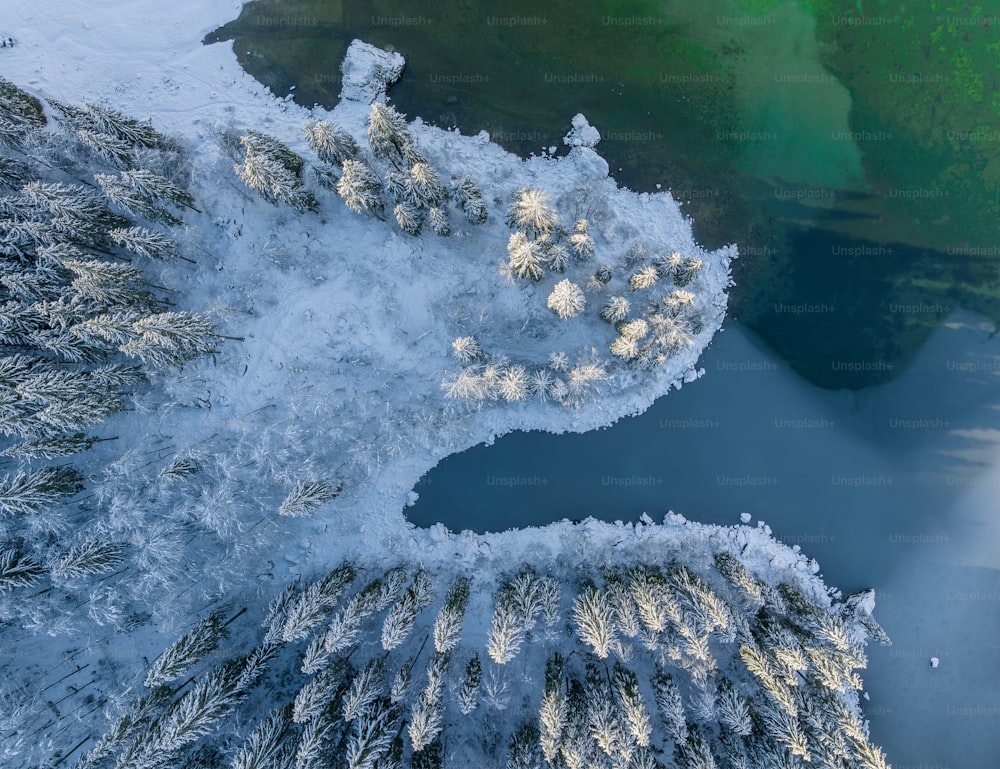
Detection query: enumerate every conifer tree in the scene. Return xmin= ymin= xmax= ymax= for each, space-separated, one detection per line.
xmin=145 ymin=611 xmax=228 ymax=687
xmin=346 ymin=699 xmax=395 ymax=769
xmin=231 ymin=708 xmax=291 ymax=769
xmin=715 ymin=680 xmax=752 ymax=737
xmin=451 ymin=176 xmax=488 ymax=224
xmin=83 ymin=102 xmax=167 ymax=148
xmin=278 ymin=480 xmax=342 ymax=517
xmin=568 ymin=219 xmax=595 ymax=262
xmin=507 ymin=232 xmax=543 ymax=281
xmin=342 ymin=658 xmax=385 ymax=722
xmin=407 ymin=686 xmax=443 ymax=752
xmin=629 ymin=266 xmax=659 ymax=292
xmin=0 ymin=465 xmax=83 ymax=518
xmin=109 ymin=225 xmax=179 ymax=261
xmin=393 ymin=201 xmax=424 ymax=235
xmin=428 ymin=206 xmax=450 ymax=236
xmin=450 ymin=335 xmax=482 ymax=363
xmin=52 ymin=538 xmax=128 ymax=580
xmin=497 ymin=364 xmax=529 ymax=402
xmin=281 ymin=564 xmax=354 ymax=643
xmin=121 ymin=311 xmax=217 ymax=367
xmin=457 ymin=654 xmax=482 ymax=714
xmin=433 ymin=577 xmax=470 ymax=654
xmin=652 ymin=669 xmax=688 ymax=744
xmin=381 ymin=570 xmax=433 ymax=651
xmin=506 ymin=188 xmax=557 ymax=237
xmin=572 ymin=586 xmax=617 ymax=659
xmin=304 ymin=119 xmax=358 ymax=165
xmin=487 ymin=594 xmax=526 ymax=665
xmin=338 ymin=159 xmax=384 ymax=216
xmin=547 ymin=279 xmax=586 ymax=319
xmin=293 ymin=659 xmax=348 ymax=723
xmin=367 ymin=103 xmax=412 ymax=162
xmin=0 ymin=543 xmax=44 ymax=590
xmin=613 ymin=663 xmax=652 ymax=748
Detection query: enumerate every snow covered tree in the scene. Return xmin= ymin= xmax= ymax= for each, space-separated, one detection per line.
xmin=542 ymin=240 xmax=570 ymax=273
xmin=457 ymin=654 xmax=482 ymax=714
xmin=610 ymin=335 xmax=640 ymax=362
xmin=506 ymin=723 xmax=544 ymax=769
xmin=676 ymin=728 xmax=719 ymax=769
xmin=675 ymin=257 xmax=703 ymax=286
xmin=600 ymin=296 xmax=630 ymax=324
xmin=76 ymin=128 xmax=134 ymax=168
xmin=231 ymin=708 xmax=291 ymax=769
xmin=613 ymin=663 xmax=651 ymax=748
xmin=83 ymin=102 xmax=168 ymax=149
xmin=406 ymin=162 xmax=447 ymax=208
xmin=547 ymin=279 xmax=586 ymax=319
xmin=433 ymin=577 xmax=470 ymax=654
xmin=63 ymin=259 xmax=149 ymax=307
xmin=658 ymin=289 xmax=696 ymax=319
xmin=652 ymin=669 xmax=688 ymax=744
xmin=345 ymin=699 xmax=395 ymax=769
xmin=338 ymin=159 xmax=384 ymax=216
xmin=496 ymin=364 xmax=529 ymax=402
xmin=568 ymin=220 xmax=595 ymax=262
xmin=295 ymin=718 xmax=337 ymax=769
xmin=0 ymin=543 xmax=44 ymax=590
xmin=293 ymin=659 xmax=348 ymax=723
xmin=281 ymin=564 xmax=354 ymax=643
xmin=367 ymin=102 xmax=412 ymax=162
xmin=450 ymin=335 xmax=482 ymax=363
xmin=121 ymin=312 xmax=217 ymax=367
xmin=487 ymin=594 xmax=526 ymax=664
xmin=507 ymin=231 xmax=543 ymax=281
xmin=235 ymin=131 xmax=316 ymax=212
xmin=408 ymin=686 xmax=443 ymax=752
xmin=381 ymin=570 xmax=433 ymax=651
xmin=108 ymin=225 xmax=179 ymax=261
xmin=715 ymin=680 xmax=752 ymax=736
xmin=145 ymin=611 xmax=228 ymax=687
xmin=304 ymin=119 xmax=358 ymax=165
xmin=96 ymin=169 xmax=193 ymax=224
xmin=52 ymin=538 xmax=128 ymax=580
xmin=428 ymin=206 xmax=450 ymax=236
xmin=539 ymin=680 xmax=568 ymax=761
xmin=629 ymin=266 xmax=659 ymax=291
xmin=342 ymin=659 xmax=385 ymax=722
xmin=506 ymin=188 xmax=557 ymax=237
xmin=572 ymin=586 xmax=617 ymax=659
xmin=393 ymin=201 xmax=424 ymax=235
xmin=449 ymin=176 xmax=488 ymax=224
xmin=0 ymin=465 xmax=83 ymax=518
xmin=278 ymin=480 xmax=342 ymax=517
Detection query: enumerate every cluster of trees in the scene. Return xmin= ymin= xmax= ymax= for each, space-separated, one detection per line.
xmin=443 ymin=338 xmax=608 ymax=408
xmin=0 ymin=78 xmax=216 ymax=632
xmin=82 ymin=549 xmax=892 ymax=769
xmin=233 ymin=103 xmax=490 ymax=240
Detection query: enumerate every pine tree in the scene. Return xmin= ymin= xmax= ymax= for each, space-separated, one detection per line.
xmin=63 ymin=259 xmax=148 ymax=307
xmin=572 ymin=586 xmax=617 ymax=659
xmin=457 ymin=654 xmax=482 ymax=714
xmin=393 ymin=201 xmax=424 ymax=235
xmin=433 ymin=577 xmax=470 ymax=654
xmin=676 ymin=729 xmax=718 ymax=769
xmin=235 ymin=132 xmax=316 ymax=211
xmin=407 ymin=686 xmax=443 ymax=752
xmin=496 ymin=364 xmax=529 ymax=402
xmin=261 ymin=578 xmax=301 ymax=647
xmin=675 ymin=257 xmax=703 ymax=286
xmin=507 ymin=232 xmax=543 ymax=281
xmin=568 ymin=220 xmax=595 ymax=262
xmin=652 ymin=669 xmax=687 ymax=744
xmin=52 ymin=538 xmax=128 ymax=580
xmin=109 ymin=225 xmax=179 ymax=261
xmin=121 ymin=312 xmax=217 ymax=367
xmin=452 ymin=176 xmax=488 ymax=224
xmin=543 ymin=240 xmax=570 ymax=273
xmin=381 ymin=571 xmax=433 ymax=651
xmin=713 ymin=553 xmax=764 ymax=609
xmin=145 ymin=611 xmax=228 ymax=687
xmin=613 ymin=663 xmax=652 ymax=748
xmin=96 ymin=170 xmax=192 ymax=224
xmin=450 ymin=336 xmax=482 ymax=363
xmin=658 ymin=289 xmax=696 ymax=319
xmin=506 ymin=189 xmax=557 ymax=237
xmin=231 ymin=708 xmax=291 ymax=769
xmin=278 ymin=480 xmax=342 ymax=517
xmin=367 ymin=102 xmax=412 ymax=162
xmin=295 ymin=717 xmax=337 ymax=769
xmin=83 ymin=102 xmax=167 ymax=148
xmin=428 ymin=206 xmax=450 ymax=236
xmin=405 ymin=162 xmax=447 ymax=208
xmin=281 ymin=564 xmax=354 ymax=643
xmin=506 ymin=723 xmax=544 ymax=769
xmin=0 ymin=543 xmax=44 ymax=590
xmin=304 ymin=120 xmax=358 ymax=165
xmin=154 ymin=659 xmax=248 ymax=755
xmin=547 ymin=279 xmax=586 ymax=319
xmin=539 ymin=683 xmax=568 ymax=761
xmin=715 ymin=680 xmax=752 ymax=736
xmin=338 ymin=160 xmax=383 ymax=216
xmin=0 ymin=465 xmax=83 ymax=518
xmin=629 ymin=266 xmax=659 ymax=291
xmin=487 ymin=595 xmax=526 ymax=664
xmin=389 ymin=656 xmax=415 ymax=705
xmin=343 ymin=659 xmax=385 ymax=722
xmin=293 ymin=659 xmax=348 ymax=723
xmin=346 ymin=699 xmax=395 ymax=769
xmin=76 ymin=128 xmax=135 ymax=168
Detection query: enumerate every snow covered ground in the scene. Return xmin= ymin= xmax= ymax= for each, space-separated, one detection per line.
xmin=0 ymin=2 xmax=910 ymax=766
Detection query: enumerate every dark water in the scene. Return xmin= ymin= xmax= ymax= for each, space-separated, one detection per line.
xmin=208 ymin=0 xmax=1000 ymax=390
xmin=206 ymin=3 xmax=1000 ymax=766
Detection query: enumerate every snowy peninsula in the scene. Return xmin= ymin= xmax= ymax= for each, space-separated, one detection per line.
xmin=0 ymin=4 xmax=891 ymax=768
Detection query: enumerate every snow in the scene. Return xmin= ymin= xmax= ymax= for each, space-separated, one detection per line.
xmin=0 ymin=4 xmax=898 ymax=765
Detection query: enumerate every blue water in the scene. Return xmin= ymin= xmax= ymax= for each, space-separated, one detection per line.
xmin=410 ymin=313 xmax=1000 ymax=767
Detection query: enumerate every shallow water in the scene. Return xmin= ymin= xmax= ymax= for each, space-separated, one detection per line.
xmin=410 ymin=313 xmax=1000 ymax=767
